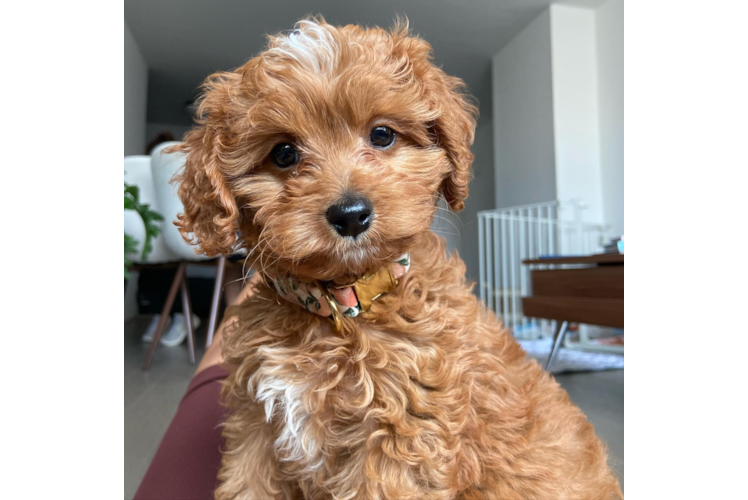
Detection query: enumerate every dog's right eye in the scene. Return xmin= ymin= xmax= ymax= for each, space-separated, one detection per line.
xmin=270 ymin=143 xmax=299 ymax=168
xmin=370 ymin=126 xmax=395 ymax=148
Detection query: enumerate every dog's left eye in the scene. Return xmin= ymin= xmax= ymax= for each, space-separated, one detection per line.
xmin=370 ymin=126 xmax=395 ymax=148
xmin=270 ymin=143 xmax=299 ymax=168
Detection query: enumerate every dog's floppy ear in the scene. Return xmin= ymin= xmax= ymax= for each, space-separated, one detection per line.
xmin=395 ymin=25 xmax=478 ymax=212
xmin=426 ymin=70 xmax=478 ymax=212
xmin=169 ymin=72 xmax=242 ymax=257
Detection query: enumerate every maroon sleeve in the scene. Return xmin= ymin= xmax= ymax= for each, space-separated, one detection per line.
xmin=134 ymin=365 xmax=229 ymax=500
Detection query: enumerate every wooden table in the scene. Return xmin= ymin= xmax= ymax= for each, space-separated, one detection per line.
xmin=521 ymin=253 xmax=624 ymax=370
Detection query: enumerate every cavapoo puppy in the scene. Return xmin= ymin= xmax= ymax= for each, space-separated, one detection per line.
xmin=174 ymin=18 xmax=622 ymax=500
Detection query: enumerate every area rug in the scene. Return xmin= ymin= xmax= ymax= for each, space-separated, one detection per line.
xmin=517 ymin=338 xmax=624 ymax=374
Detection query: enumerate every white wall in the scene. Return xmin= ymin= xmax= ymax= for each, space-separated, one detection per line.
xmin=596 ymin=0 xmax=624 ymax=237
xmin=492 ymin=9 xmax=557 ymax=209
xmin=124 ymin=21 xmax=148 ymax=156
xmin=491 ymin=1 xmax=623 ymax=235
xmin=550 ymin=4 xmax=604 ymax=224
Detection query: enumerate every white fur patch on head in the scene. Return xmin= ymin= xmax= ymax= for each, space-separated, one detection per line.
xmin=267 ymin=20 xmax=339 ymax=75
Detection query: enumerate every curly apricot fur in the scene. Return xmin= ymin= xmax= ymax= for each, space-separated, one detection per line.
xmin=175 ymin=18 xmax=622 ymax=500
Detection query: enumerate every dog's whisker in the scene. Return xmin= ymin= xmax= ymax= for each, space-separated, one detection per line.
xmin=432 ymin=212 xmax=462 ymax=234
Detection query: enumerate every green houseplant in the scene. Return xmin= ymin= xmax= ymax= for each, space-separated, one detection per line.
xmin=124 ymin=181 xmax=164 ymax=279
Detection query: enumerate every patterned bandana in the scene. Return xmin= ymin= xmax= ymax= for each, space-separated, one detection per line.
xmin=270 ymin=254 xmax=411 ymax=319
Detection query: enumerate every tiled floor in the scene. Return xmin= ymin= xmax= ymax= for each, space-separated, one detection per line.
xmin=124 ymin=315 xmax=624 ymax=499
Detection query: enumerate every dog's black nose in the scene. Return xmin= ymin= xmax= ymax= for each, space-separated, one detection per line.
xmin=326 ymin=196 xmax=373 ymax=238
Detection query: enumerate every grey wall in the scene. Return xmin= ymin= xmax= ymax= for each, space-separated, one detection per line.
xmin=596 ymin=0 xmax=624 ymax=237
xmin=124 ymin=21 xmax=148 ymax=156
xmin=460 ymin=107 xmax=496 ymax=282
xmin=124 ymin=21 xmax=149 ymax=321
xmin=145 ymin=122 xmax=193 ymax=151
xmin=492 ymin=9 xmax=557 ymax=209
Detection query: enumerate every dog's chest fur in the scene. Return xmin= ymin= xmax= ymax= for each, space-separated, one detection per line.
xmin=225 ymin=234 xmax=532 ymax=499
xmin=220 ymin=233 xmax=621 ymax=499
xmin=253 ymin=366 xmax=322 ymax=470
xmin=247 ymin=324 xmax=464 ymax=487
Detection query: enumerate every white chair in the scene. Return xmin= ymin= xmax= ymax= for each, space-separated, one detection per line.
xmin=125 ymin=153 xmax=198 ymax=370
xmin=125 ymin=142 xmax=238 ymax=371
xmin=150 ymin=142 xmax=238 ymax=352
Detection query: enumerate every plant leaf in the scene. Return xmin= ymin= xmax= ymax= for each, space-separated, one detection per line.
xmin=125 ymin=181 xmax=164 ymax=264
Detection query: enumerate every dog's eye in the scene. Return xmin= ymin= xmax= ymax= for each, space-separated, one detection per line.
xmin=270 ymin=143 xmax=299 ymax=168
xmin=370 ymin=126 xmax=395 ymax=148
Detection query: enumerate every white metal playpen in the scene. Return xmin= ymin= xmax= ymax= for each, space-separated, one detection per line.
xmin=478 ymin=200 xmax=605 ymax=340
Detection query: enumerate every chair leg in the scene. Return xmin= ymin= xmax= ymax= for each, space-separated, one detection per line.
xmin=206 ymin=255 xmax=227 ymax=348
xmin=180 ymin=276 xmax=196 ymax=365
xmin=545 ymin=320 xmax=569 ymax=372
xmin=143 ymin=262 xmax=186 ymax=371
